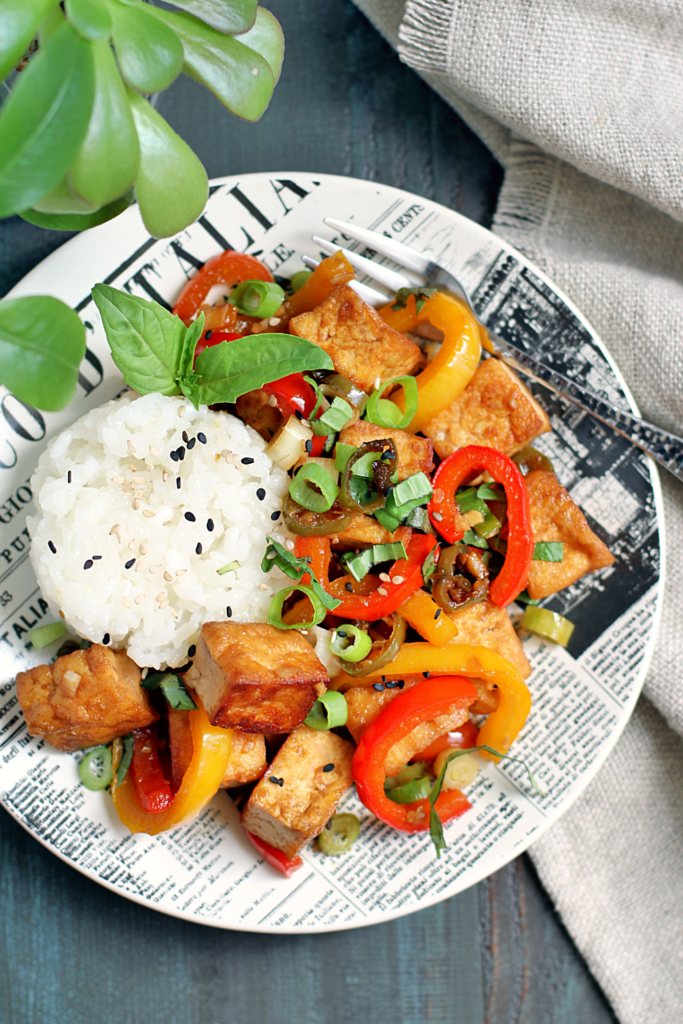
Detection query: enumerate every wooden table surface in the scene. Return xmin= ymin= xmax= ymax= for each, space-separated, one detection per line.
xmin=0 ymin=3 xmax=619 ymax=1021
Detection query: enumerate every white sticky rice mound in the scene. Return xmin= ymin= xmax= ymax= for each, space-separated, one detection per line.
xmin=28 ymin=393 xmax=294 ymax=669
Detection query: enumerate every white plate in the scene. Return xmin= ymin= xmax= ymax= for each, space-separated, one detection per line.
xmin=0 ymin=172 xmax=663 ymax=933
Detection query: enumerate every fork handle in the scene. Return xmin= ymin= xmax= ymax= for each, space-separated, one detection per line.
xmin=496 ymin=343 xmax=683 ymax=483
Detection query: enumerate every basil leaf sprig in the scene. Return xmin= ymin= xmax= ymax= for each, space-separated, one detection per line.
xmin=141 ymin=671 xmax=197 ymax=710
xmin=92 ymin=284 xmax=334 ymax=408
xmin=391 ymin=286 xmax=438 ymax=314
xmin=261 ymin=536 xmax=341 ymax=613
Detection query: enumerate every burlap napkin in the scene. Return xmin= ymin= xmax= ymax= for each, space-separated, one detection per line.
xmin=352 ymin=1 xmax=683 ymax=1019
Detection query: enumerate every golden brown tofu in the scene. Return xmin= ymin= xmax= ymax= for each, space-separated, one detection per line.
xmin=422 ymin=358 xmax=551 ymax=459
xmin=329 ymin=516 xmax=411 ymax=551
xmin=290 ymin=283 xmax=424 ymax=393
xmin=242 ymin=725 xmax=355 ymax=858
xmin=525 ymin=470 xmax=615 ymax=599
xmin=445 ymin=600 xmax=531 ymax=680
xmin=184 ymin=622 xmax=328 ymax=733
xmin=15 ymin=644 xmax=156 ymax=753
xmin=344 ymin=676 xmax=470 ymax=776
xmin=338 ymin=420 xmax=434 ymax=481
xmin=235 ymin=388 xmax=283 ymax=442
xmin=168 ymin=709 xmax=266 ymax=790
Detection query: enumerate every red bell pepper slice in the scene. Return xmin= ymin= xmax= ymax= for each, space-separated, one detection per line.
xmin=352 ymin=676 xmax=477 ymax=833
xmin=411 ymin=720 xmax=479 ymax=762
xmin=172 ymin=250 xmax=273 ymax=322
xmin=428 ymin=445 xmax=534 ymax=608
xmin=131 ymin=726 xmax=174 ymax=814
xmin=262 ymin=372 xmax=317 ymax=420
xmin=295 ymin=532 xmax=437 ymax=621
xmin=194 ymin=329 xmax=243 ymax=360
xmin=244 ymin=829 xmax=303 ymax=877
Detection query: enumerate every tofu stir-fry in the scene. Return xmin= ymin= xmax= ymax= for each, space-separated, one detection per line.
xmin=16 ymin=247 xmax=615 ymax=874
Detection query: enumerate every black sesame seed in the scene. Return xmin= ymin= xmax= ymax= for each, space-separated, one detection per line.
xmin=83 ymin=559 xmax=94 ymax=570
xmin=434 ymin=608 xmax=441 ymax=620
xmin=92 ymin=555 xmax=102 ymax=560
xmin=372 ymin=682 xmax=385 ymax=691
xmin=197 ymin=432 xmax=207 ymax=444
xmin=102 ymin=633 xmax=110 ymax=645
xmin=226 ymin=606 xmax=232 ymax=618
xmin=184 ymin=511 xmax=196 ymax=522
xmin=269 ymin=776 xmax=285 ymax=787
xmin=207 ymin=519 xmax=214 ymax=532
xmin=205 ymin=330 xmax=212 ymax=340
xmin=48 ymin=540 xmax=56 ymax=554
xmin=256 ymin=487 xmax=266 ymax=501
xmin=386 ymin=680 xmax=399 ymax=689
xmin=177 ymin=447 xmax=185 ymax=461
xmin=176 ymin=477 xmax=181 ymax=489
xmin=188 ymin=645 xmax=196 ymax=657
xmin=294 ymin=410 xmax=303 ymax=421
xmin=187 ymin=437 xmax=196 ymax=450
xmin=241 ymin=457 xmax=254 ymax=465
xmin=195 ymin=542 xmax=203 ymax=555
xmin=125 ymin=558 xmax=135 ymax=569
xmin=67 ymin=470 xmax=72 ymax=483
xmin=381 ymin=675 xmax=387 ymax=683
xmin=338 ymin=630 xmax=347 ymax=637
xmin=270 ymin=511 xmax=281 ymax=521
xmin=345 ymin=582 xmax=353 ymax=592
xmin=398 ymin=680 xmax=405 ymax=689
xmin=170 ymin=450 xmax=179 ymax=463
xmin=182 ymin=430 xmax=189 ymax=443
xmin=322 ymin=763 xmax=335 ymax=772
xmin=381 ymin=450 xmax=393 ymax=460
xmin=423 ymin=671 xmax=430 ymax=679
xmin=305 ymin=439 xmax=313 ymax=454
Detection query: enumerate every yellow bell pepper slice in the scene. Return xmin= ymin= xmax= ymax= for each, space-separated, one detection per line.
xmin=112 ymin=703 xmax=233 ymax=835
xmin=331 ymin=642 xmax=531 ymax=759
xmin=378 ymin=292 xmax=482 ymax=432
xmin=398 ymin=589 xmax=459 ymax=646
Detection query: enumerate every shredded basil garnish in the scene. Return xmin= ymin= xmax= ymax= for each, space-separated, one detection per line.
xmin=533 ymin=541 xmax=564 ymax=562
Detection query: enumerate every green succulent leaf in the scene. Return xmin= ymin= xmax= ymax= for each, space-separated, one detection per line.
xmin=106 ymin=0 xmax=184 ymax=93
xmin=31 ymin=177 xmax=97 ymax=215
xmin=191 ymin=335 xmax=334 ymax=405
xmin=92 ymin=283 xmax=185 ymax=396
xmin=0 ymin=297 xmax=86 ymax=411
xmin=149 ymin=7 xmax=275 ymax=121
xmin=0 ymin=0 xmax=58 ymax=82
xmin=163 ymin=0 xmax=257 ymax=35
xmin=0 ymin=20 xmax=95 ymax=219
xmin=38 ymin=5 xmax=66 ymax=46
xmin=127 ymin=89 xmax=208 ymax=237
xmin=237 ymin=7 xmax=284 ymax=84
xmin=65 ymin=0 xmax=112 ymax=40
xmin=20 ymin=189 xmax=135 ymax=230
xmin=68 ymin=39 xmax=140 ymax=207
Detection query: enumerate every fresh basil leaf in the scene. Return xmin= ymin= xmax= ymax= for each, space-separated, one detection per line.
xmin=514 ymin=590 xmax=541 ymax=607
xmin=0 ymin=21 xmax=95 ymax=218
xmin=68 ymin=38 xmax=140 ymax=207
xmin=148 ymin=6 xmax=275 ymax=121
xmin=462 ymin=530 xmax=489 ymax=550
xmin=141 ymin=671 xmax=197 ymax=710
xmin=179 ymin=313 xmax=204 ymax=378
xmin=476 ymin=482 xmax=505 ymax=502
xmin=21 ymin=188 xmax=135 ymax=230
xmin=261 ymin=537 xmax=341 ymax=611
xmin=105 ymin=0 xmax=183 ymax=93
xmin=194 ymin=334 xmax=334 ymax=404
xmin=533 ymin=541 xmax=563 ymax=562
xmin=65 ymin=0 xmax=112 ymax=39
xmin=163 ymin=0 xmax=256 ymax=34
xmin=391 ymin=286 xmax=438 ymax=314
xmin=0 ymin=0 xmax=58 ymax=81
xmin=126 ymin=89 xmax=208 ymax=238
xmin=178 ymin=373 xmax=203 ymax=411
xmin=421 ymin=547 xmax=438 ymax=589
xmin=0 ymin=296 xmax=86 ymax=411
xmin=115 ymin=732 xmax=134 ymax=785
xmin=92 ymin=283 xmax=184 ymax=396
xmin=234 ymin=7 xmax=284 ymax=84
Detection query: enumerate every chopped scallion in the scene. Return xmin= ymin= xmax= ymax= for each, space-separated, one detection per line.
xmin=29 ymin=621 xmax=67 ymax=650
xmin=142 ymin=672 xmax=198 ymax=710
xmin=521 ymin=606 xmax=574 ymax=646
xmin=217 ymin=560 xmax=240 ymax=575
xmin=289 ymin=462 xmax=339 ymax=512
xmin=268 ymin=583 xmax=326 ymax=629
xmin=364 ymin=375 xmax=418 ymax=430
xmin=228 ymin=280 xmax=285 ymax=318
xmin=305 ymin=690 xmax=348 ymax=730
xmin=335 ymin=442 xmax=357 ymax=473
xmin=342 ymin=540 xmax=408 ymax=581
xmin=309 ymin=396 xmax=354 ymax=435
xmin=330 ymin=624 xmax=372 ymax=662
xmin=78 ymin=746 xmax=114 ymax=791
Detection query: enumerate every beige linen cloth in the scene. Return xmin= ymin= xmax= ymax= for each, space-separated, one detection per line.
xmin=352 ymin=1 xmax=683 ymax=1019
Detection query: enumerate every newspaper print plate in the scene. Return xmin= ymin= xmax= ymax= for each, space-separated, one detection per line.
xmin=0 ymin=173 xmax=663 ymax=933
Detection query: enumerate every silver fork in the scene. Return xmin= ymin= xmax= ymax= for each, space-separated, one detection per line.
xmin=304 ymin=217 xmax=683 ymax=485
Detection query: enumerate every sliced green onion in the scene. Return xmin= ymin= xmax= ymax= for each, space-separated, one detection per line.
xmin=289 ymin=270 xmax=312 ymax=292
xmin=521 ymin=606 xmax=575 ymax=646
xmin=79 ymin=746 xmax=114 ymax=791
xmin=533 ymin=541 xmax=564 ymax=562
xmin=142 ymin=672 xmax=198 ymax=710
xmin=456 ymin=488 xmax=501 ymax=538
xmin=403 ymin=506 xmax=435 ymax=533
xmin=305 ymin=690 xmax=348 ymax=730
xmin=515 ymin=590 xmax=541 ymax=606
xmin=335 ymin=442 xmax=357 ymax=473
xmin=364 ymin=376 xmax=419 ymax=430
xmin=392 ymin=472 xmax=432 ymax=507
xmin=386 ymin=775 xmax=432 ymax=804
xmin=322 ymin=433 xmax=337 ymax=456
xmin=269 ymin=583 xmax=327 ymax=629
xmin=340 ymin=612 xmax=407 ymax=678
xmin=342 ymin=541 xmax=408 ymax=582
xmin=29 ymin=621 xmax=67 ymax=650
xmin=229 ymin=280 xmax=285 ymax=318
xmin=115 ymin=733 xmax=134 ymax=787
xmin=477 ymin=482 xmax=506 ymax=501
xmin=262 ymin=536 xmax=341 ymax=612
xmin=384 ymin=761 xmax=428 ymax=790
xmin=340 ymin=440 xmax=398 ymax=514
xmin=217 ymin=560 xmax=240 ymax=575
xmin=513 ymin=446 xmax=555 ymax=475
xmin=310 ymin=396 xmax=354 ymax=435
xmin=289 ymin=462 xmax=339 ymax=512
xmin=330 ymin=625 xmax=373 ymax=662
xmin=317 ymin=813 xmax=361 ymax=856
xmin=462 ymin=530 xmax=489 ymax=549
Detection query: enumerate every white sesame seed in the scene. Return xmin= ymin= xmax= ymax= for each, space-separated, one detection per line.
xmin=149 ymin=447 xmax=160 ymax=458
xmin=374 ymin=377 xmax=381 ymax=390
xmin=170 ymin=607 xmax=178 ymax=618
xmin=285 ymin=539 xmax=295 ymax=550
xmin=433 ymin=512 xmax=443 ymax=521
xmin=133 ymin=476 xmax=145 ymax=484
xmin=156 ymin=592 xmax=165 ymax=602
xmin=127 ymin=441 xmax=137 ymax=453
xmin=379 ymin=572 xmax=391 ymax=583
xmin=175 ymin=569 xmax=187 ymax=577
xmin=269 ymin=317 xmax=281 ymax=326
xmin=128 ymin=464 xmax=136 ymax=472
xmin=164 ymin=571 xmax=173 ymax=582
xmin=113 ymin=476 xmax=124 ymax=484
xmin=128 ymin=539 xmax=136 ymax=550
xmin=132 ymin=498 xmax=140 ymax=510
xmin=162 ymin=470 xmax=168 ymax=482
xmin=135 ymin=594 xmax=144 ymax=605
xmin=299 ymin=629 xmax=308 ymax=636
xmin=150 ymin=564 xmax=161 ymax=574
xmin=251 ymin=66 xmax=259 ymax=75
xmin=143 ymin=510 xmax=156 ymax=518
xmin=178 ymin=406 xmax=185 ymax=417
xmin=122 ymin=597 xmax=131 ymax=608
xmin=391 ymin=575 xmax=405 ymax=584
xmin=377 ymin=587 xmax=388 ymax=596
xmin=145 ymin=463 xmax=153 ymax=472
xmin=159 ymin=597 xmax=169 ymax=609
xmin=139 ymin=542 xmax=148 ymax=555
xmin=110 ymin=524 xmax=121 ymax=536
xmin=141 ymin=668 xmax=148 ymax=679
xmin=136 ymin=560 xmax=147 ymax=572
xmin=268 ymin=394 xmax=278 ymax=407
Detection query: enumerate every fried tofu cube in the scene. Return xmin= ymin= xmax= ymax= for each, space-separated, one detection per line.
xmin=15 ymin=644 xmax=156 ymax=753
xmin=290 ymin=283 xmax=424 ymax=393
xmin=446 ymin=600 xmax=531 ymax=680
xmin=422 ymin=358 xmax=551 ymax=459
xmin=329 ymin=516 xmax=411 ymax=551
xmin=242 ymin=725 xmax=355 ymax=858
xmin=344 ymin=676 xmax=470 ymax=776
xmin=338 ymin=420 xmax=434 ymax=481
xmin=235 ymin=388 xmax=283 ymax=442
xmin=525 ymin=470 xmax=615 ymax=599
xmin=168 ymin=709 xmax=266 ymax=790
xmin=184 ymin=622 xmax=328 ymax=733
